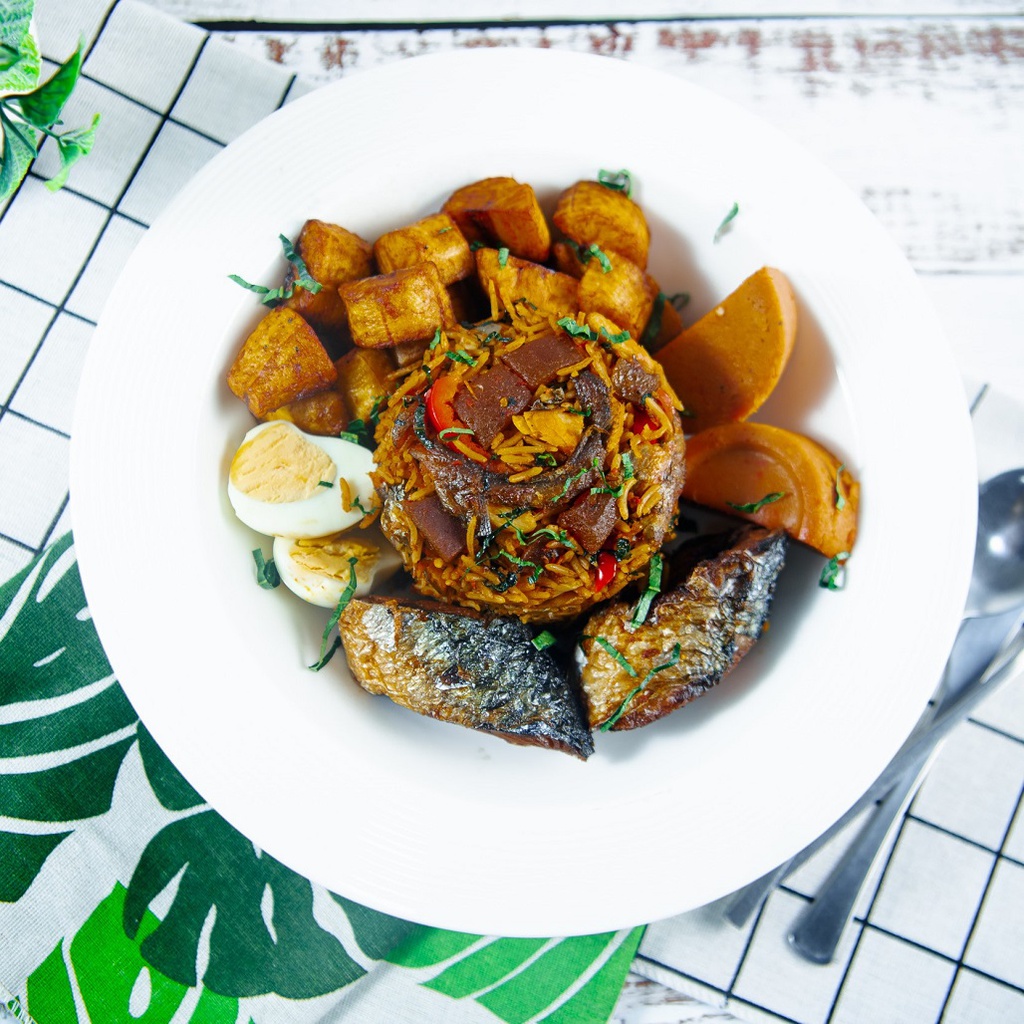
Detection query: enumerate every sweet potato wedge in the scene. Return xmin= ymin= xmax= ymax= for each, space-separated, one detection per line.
xmin=373 ymin=212 xmax=474 ymax=285
xmin=283 ymin=219 xmax=374 ymax=334
xmin=655 ymin=266 xmax=797 ymax=433
xmin=552 ymin=180 xmax=650 ymax=270
xmin=442 ymin=176 xmax=551 ymax=263
xmin=227 ymin=308 xmax=337 ymax=419
xmin=682 ymin=421 xmax=859 ymax=558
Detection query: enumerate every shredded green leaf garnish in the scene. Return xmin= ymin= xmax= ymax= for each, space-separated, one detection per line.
xmin=835 ymin=463 xmax=847 ymax=511
xmin=600 ymin=642 xmax=682 ymax=731
xmin=438 ymin=426 xmax=475 ymax=441
xmin=613 ymin=537 xmax=631 ymax=561
xmin=338 ymin=430 xmax=361 ymax=445
xmin=819 ymin=552 xmax=850 ymax=591
xmin=581 ymin=243 xmax=612 ymax=273
xmin=252 ymin=549 xmax=280 ymax=589
xmin=556 ymin=316 xmax=597 ymax=341
xmin=669 ymin=292 xmax=690 ymax=312
xmin=230 ymin=234 xmax=322 ymax=306
xmin=591 ymin=636 xmax=638 ymax=677
xmin=597 ymin=168 xmax=633 ymax=197
xmin=640 ymin=292 xmax=666 ymax=347
xmin=352 ymin=495 xmax=374 ymax=515
xmin=497 ymin=246 xmax=510 ymax=268
xmin=629 ymin=553 xmax=664 ymax=629
xmin=532 ymin=630 xmax=558 ymax=652
xmin=599 ymin=325 xmax=630 ymax=344
xmin=727 ymin=492 xmax=786 ymax=514
xmin=621 ymin=451 xmax=635 ymax=480
xmin=501 ymin=551 xmax=543 ymax=584
xmin=553 ymin=463 xmax=595 ymax=501
xmin=535 ymin=452 xmax=558 ymax=466
xmin=344 ymin=395 xmax=387 ymax=450
xmin=469 ymin=240 xmax=485 ymax=251
xmin=714 ymin=202 xmax=740 ymax=243
xmin=437 ymin=225 xmax=452 ymax=234
xmin=317 ymin=480 xmax=334 ymax=488
xmin=429 ymin=327 xmax=443 ymax=350
xmin=446 ymin=350 xmax=477 ymax=366
xmin=487 ymin=568 xmax=519 ymax=593
xmin=310 ymin=557 xmax=359 ymax=671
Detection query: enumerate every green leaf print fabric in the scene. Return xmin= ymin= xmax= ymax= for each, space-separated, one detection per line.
xmin=0 ymin=536 xmax=643 ymax=1023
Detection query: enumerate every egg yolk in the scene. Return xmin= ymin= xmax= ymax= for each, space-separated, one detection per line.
xmin=291 ymin=535 xmax=380 ymax=581
xmin=229 ymin=422 xmax=336 ymax=503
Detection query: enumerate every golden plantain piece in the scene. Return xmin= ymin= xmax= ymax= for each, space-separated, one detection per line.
xmin=227 ymin=307 xmax=337 ymax=419
xmin=283 ymin=219 xmax=374 ymax=334
xmin=334 ymin=347 xmax=393 ymax=424
xmin=475 ymin=247 xmax=578 ymax=319
xmin=263 ymin=387 xmax=349 ymax=437
xmin=442 ymin=176 xmax=551 ymax=263
xmin=577 ymin=247 xmax=654 ymax=341
xmin=373 ymin=212 xmax=474 ymax=285
xmin=339 ymin=262 xmax=455 ymax=349
xmin=553 ymin=180 xmax=650 ymax=271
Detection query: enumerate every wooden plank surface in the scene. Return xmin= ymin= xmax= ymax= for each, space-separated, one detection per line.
xmin=162 ymin=15 xmax=1024 ymax=274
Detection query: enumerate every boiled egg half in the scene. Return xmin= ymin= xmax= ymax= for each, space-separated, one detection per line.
xmin=227 ymin=421 xmax=376 ymax=539
xmin=272 ymin=528 xmax=402 ymax=608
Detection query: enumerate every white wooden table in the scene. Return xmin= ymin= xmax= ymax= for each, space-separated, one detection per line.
xmin=17 ymin=3 xmax=1020 ymax=1021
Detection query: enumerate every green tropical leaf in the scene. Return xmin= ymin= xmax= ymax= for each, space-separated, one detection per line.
xmin=0 ymin=107 xmax=36 ymax=202
xmin=0 ymin=16 xmax=39 ymax=95
xmin=27 ymin=883 xmax=240 ymax=1024
xmin=16 ymin=39 xmax=83 ymax=128
xmin=136 ymin=723 xmax=203 ymax=812
xmin=425 ymin=937 xmax=549 ymax=998
xmin=0 ymin=829 xmax=70 ymax=902
xmin=44 ymin=111 xmax=99 ymax=192
xmin=0 ymin=0 xmax=33 ymax=54
xmin=125 ymin=811 xmax=365 ymax=998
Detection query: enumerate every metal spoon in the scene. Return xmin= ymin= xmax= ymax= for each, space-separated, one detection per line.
xmin=723 ymin=468 xmax=1024 ymax=935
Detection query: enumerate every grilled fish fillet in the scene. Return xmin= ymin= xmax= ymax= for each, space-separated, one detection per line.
xmin=579 ymin=526 xmax=787 ymax=731
xmin=339 ymin=596 xmax=594 ymax=759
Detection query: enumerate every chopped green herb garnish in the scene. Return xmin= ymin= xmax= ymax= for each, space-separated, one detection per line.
xmin=317 ymin=480 xmax=334 ymax=488
xmin=600 ymin=642 xmax=681 ymax=731
xmin=581 ymin=243 xmax=613 ymax=273
xmin=613 ymin=537 xmax=631 ymax=561
xmin=556 ymin=316 xmax=597 ymax=341
xmin=446 ymin=350 xmax=477 ymax=366
xmin=629 ymin=553 xmax=664 ymax=629
xmin=819 ymin=552 xmax=850 ymax=591
xmin=566 ymin=406 xmax=590 ymax=416
xmin=338 ymin=430 xmax=361 ymax=445
xmin=469 ymin=240 xmax=485 ymax=251
xmin=553 ymin=463 xmax=595 ymax=501
xmin=590 ymin=636 xmax=638 ymax=677
xmin=640 ymin=292 xmax=667 ymax=347
xmin=230 ymin=233 xmax=322 ymax=306
xmin=527 ymin=526 xmax=572 ymax=546
xmin=352 ymin=495 xmax=374 ymax=515
xmin=497 ymin=246 xmax=510 ymax=268
xmin=252 ymin=548 xmax=281 ymax=589
xmin=535 ymin=452 xmax=558 ymax=466
xmin=487 ymin=568 xmax=519 ymax=593
xmin=590 ymin=481 xmax=625 ymax=498
xmin=429 ymin=327 xmax=443 ymax=349
xmin=599 ymin=325 xmax=630 ymax=344
xmin=438 ymin=426 xmax=475 ymax=441
xmin=621 ymin=451 xmax=635 ymax=480
xmin=835 ymin=463 xmax=847 ymax=510
xmin=727 ymin=492 xmax=786 ymax=514
xmin=669 ymin=292 xmax=690 ymax=313
xmin=501 ymin=551 xmax=543 ymax=584
xmin=310 ymin=557 xmax=359 ymax=671
xmin=714 ymin=202 xmax=740 ymax=243
xmin=437 ymin=225 xmax=452 ymax=234
xmin=597 ymin=168 xmax=633 ymax=197
xmin=532 ymin=630 xmax=558 ymax=652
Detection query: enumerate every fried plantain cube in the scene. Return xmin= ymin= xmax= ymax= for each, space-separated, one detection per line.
xmin=334 ymin=347 xmax=394 ymax=424
xmin=475 ymin=247 xmax=578 ymax=319
xmin=339 ymin=263 xmax=455 ymax=349
xmin=577 ymin=248 xmax=654 ymax=340
xmin=443 ymin=177 xmax=551 ymax=263
xmin=553 ymin=180 xmax=650 ymax=270
xmin=373 ymin=212 xmax=474 ymax=285
xmin=640 ymin=277 xmax=685 ymax=352
xmin=283 ymin=219 xmax=374 ymax=334
xmin=227 ymin=307 xmax=337 ymax=418
xmin=263 ymin=388 xmax=349 ymax=436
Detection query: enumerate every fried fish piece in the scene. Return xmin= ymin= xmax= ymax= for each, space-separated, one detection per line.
xmin=579 ymin=526 xmax=787 ymax=731
xmin=339 ymin=596 xmax=594 ymax=758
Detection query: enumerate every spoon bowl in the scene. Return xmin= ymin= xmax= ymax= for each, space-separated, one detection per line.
xmin=967 ymin=468 xmax=1024 ymax=617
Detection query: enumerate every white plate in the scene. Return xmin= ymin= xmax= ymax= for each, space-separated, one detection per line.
xmin=71 ymin=49 xmax=976 ymax=937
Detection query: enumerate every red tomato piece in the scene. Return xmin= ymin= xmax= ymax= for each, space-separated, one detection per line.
xmin=594 ymin=551 xmax=617 ymax=592
xmin=426 ymin=374 xmax=459 ymax=434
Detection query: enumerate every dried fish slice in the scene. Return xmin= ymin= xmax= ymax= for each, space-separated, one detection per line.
xmin=579 ymin=526 xmax=787 ymax=731
xmin=339 ymin=596 xmax=594 ymax=759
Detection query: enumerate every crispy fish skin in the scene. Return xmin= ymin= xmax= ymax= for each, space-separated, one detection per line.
xmin=339 ymin=596 xmax=594 ymax=759
xmin=579 ymin=526 xmax=787 ymax=731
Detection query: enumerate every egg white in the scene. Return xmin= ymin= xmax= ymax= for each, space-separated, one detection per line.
xmin=273 ymin=528 xmax=402 ymax=608
xmin=227 ymin=421 xmax=376 ymax=539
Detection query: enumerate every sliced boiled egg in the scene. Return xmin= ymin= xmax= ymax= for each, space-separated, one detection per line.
xmin=272 ymin=528 xmax=402 ymax=608
xmin=227 ymin=420 xmax=376 ymax=539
